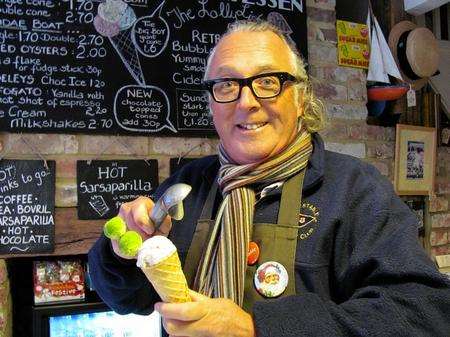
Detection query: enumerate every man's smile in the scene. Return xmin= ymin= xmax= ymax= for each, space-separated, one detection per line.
xmin=236 ymin=122 xmax=268 ymax=131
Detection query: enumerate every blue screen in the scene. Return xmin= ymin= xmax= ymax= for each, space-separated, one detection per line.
xmin=49 ymin=310 xmax=161 ymax=337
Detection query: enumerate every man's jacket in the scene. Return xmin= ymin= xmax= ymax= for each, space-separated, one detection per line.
xmin=88 ymin=133 xmax=450 ymax=336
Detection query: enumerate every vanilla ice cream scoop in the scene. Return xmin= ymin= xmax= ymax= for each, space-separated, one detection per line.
xmin=136 ymin=236 xmax=190 ymax=303
xmin=137 ymin=235 xmax=176 ymax=267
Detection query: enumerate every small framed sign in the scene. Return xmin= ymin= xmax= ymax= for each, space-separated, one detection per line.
xmin=394 ymin=124 xmax=437 ymax=195
xmin=77 ymin=160 xmax=158 ymax=219
xmin=0 ymin=160 xmax=55 ymax=255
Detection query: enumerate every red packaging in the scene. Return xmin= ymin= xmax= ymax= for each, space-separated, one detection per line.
xmin=33 ymin=260 xmax=85 ymax=305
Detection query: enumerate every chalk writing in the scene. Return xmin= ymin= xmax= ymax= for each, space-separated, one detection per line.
xmin=0 ymin=160 xmax=55 ymax=255
xmin=77 ymin=160 xmax=158 ymax=220
xmin=0 ymin=0 xmax=307 ymax=136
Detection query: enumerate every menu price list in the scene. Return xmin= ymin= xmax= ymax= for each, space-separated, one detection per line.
xmin=0 ymin=0 xmax=116 ymax=133
xmin=0 ymin=0 xmax=307 ymax=136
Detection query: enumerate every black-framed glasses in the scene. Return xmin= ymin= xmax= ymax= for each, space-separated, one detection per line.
xmin=202 ymin=72 xmax=299 ymax=103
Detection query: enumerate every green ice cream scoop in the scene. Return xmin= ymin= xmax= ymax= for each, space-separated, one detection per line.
xmin=118 ymin=231 xmax=143 ymax=257
xmin=103 ymin=216 xmax=127 ymax=240
xmin=104 ymin=183 xmax=192 ymax=257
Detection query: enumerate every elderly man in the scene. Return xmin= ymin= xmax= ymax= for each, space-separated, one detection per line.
xmin=88 ymin=20 xmax=450 ymax=336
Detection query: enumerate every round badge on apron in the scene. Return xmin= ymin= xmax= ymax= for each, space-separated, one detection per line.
xmin=254 ymin=261 xmax=288 ymax=298
xmin=247 ymin=241 xmax=260 ymax=266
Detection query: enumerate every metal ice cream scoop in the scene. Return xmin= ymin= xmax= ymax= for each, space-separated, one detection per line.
xmin=150 ymin=183 xmax=192 ymax=231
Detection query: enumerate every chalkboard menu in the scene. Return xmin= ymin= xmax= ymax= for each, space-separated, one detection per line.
xmin=0 ymin=160 xmax=56 ymax=255
xmin=0 ymin=0 xmax=307 ymax=136
xmin=170 ymin=157 xmax=196 ymax=174
xmin=77 ymin=159 xmax=158 ymax=219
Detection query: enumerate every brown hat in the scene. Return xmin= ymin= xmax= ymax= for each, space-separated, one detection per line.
xmin=388 ymin=21 xmax=439 ymax=90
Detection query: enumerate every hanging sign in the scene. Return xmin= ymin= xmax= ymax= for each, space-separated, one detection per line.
xmin=0 ymin=160 xmax=56 ymax=255
xmin=337 ymin=20 xmax=370 ymax=69
xmin=169 ymin=157 xmax=196 ymax=175
xmin=77 ymin=160 xmax=158 ymax=219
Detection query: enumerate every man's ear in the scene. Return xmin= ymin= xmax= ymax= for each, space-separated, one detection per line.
xmin=296 ymin=88 xmax=305 ymax=118
xmin=297 ymin=105 xmax=304 ymax=119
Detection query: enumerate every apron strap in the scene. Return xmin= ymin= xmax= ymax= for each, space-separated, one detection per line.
xmin=242 ymin=169 xmax=306 ymax=311
xmin=199 ymin=179 xmax=219 ymax=221
xmin=276 ymin=169 xmax=305 ymax=293
xmin=278 ymin=169 xmax=305 ymax=226
xmin=183 ymin=179 xmax=218 ymax=286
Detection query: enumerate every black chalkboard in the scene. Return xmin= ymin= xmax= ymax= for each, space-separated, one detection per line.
xmin=169 ymin=157 xmax=196 ymax=174
xmin=77 ymin=159 xmax=158 ymax=219
xmin=0 ymin=160 xmax=55 ymax=255
xmin=336 ymin=0 xmax=369 ymax=24
xmin=0 ymin=0 xmax=307 ymax=136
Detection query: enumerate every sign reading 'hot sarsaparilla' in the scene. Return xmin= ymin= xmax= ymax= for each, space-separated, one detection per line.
xmin=0 ymin=160 xmax=55 ymax=255
xmin=77 ymin=160 xmax=158 ymax=220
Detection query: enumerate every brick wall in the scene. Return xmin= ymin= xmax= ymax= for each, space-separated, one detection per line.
xmin=430 ymin=147 xmax=450 ymax=256
xmin=307 ymin=0 xmax=450 ymax=256
xmin=0 ymin=1 xmax=449 ymax=334
xmin=306 ymin=0 xmax=450 ymax=257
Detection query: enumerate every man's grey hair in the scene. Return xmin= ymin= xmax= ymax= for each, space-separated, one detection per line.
xmin=204 ymin=20 xmax=326 ymax=133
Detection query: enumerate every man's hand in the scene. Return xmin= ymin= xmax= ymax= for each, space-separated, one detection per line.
xmin=111 ymin=196 xmax=172 ymax=259
xmin=155 ymin=290 xmax=255 ymax=337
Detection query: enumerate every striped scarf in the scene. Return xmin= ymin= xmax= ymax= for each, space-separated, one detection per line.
xmin=194 ymin=130 xmax=313 ymax=306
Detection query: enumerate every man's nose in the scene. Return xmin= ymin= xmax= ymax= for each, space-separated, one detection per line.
xmin=236 ymin=86 xmax=260 ymax=111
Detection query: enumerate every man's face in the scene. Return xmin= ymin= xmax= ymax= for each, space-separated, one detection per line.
xmin=208 ymin=31 xmax=302 ymax=164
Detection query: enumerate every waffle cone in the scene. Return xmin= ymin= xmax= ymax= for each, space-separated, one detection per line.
xmin=109 ymin=29 xmax=145 ymax=85
xmin=140 ymin=250 xmax=190 ymax=303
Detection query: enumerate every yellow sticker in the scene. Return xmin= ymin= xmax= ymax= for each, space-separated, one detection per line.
xmin=336 ymin=20 xmax=370 ymax=69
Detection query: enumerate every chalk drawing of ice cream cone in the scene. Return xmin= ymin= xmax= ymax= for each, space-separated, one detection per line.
xmin=94 ymin=0 xmax=144 ymax=86
xmin=267 ymin=12 xmax=296 ymax=46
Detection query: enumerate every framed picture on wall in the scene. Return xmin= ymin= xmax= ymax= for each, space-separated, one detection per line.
xmin=394 ymin=124 xmax=437 ymax=195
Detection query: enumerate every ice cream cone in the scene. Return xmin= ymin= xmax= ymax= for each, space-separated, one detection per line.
xmin=109 ymin=29 xmax=145 ymax=86
xmin=140 ymin=250 xmax=190 ymax=303
xmin=95 ymin=0 xmax=143 ymax=85
xmin=137 ymin=236 xmax=190 ymax=303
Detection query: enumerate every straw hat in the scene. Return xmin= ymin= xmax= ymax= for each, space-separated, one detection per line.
xmin=388 ymin=21 xmax=439 ymax=90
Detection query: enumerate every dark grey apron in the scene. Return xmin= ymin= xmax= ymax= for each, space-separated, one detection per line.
xmin=183 ymin=170 xmax=305 ymax=312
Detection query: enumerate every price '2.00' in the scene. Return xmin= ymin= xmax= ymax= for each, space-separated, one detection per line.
xmin=75 ymin=45 xmax=107 ymax=59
